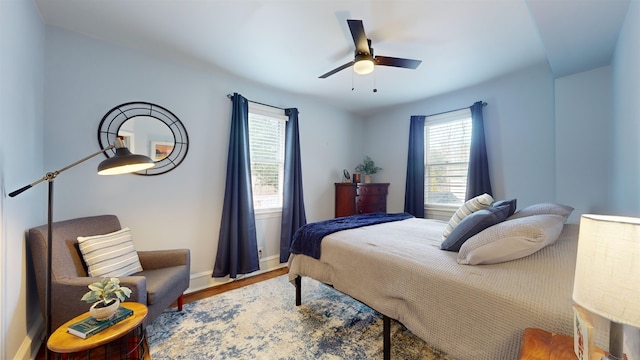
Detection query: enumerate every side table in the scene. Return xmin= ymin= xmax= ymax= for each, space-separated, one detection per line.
xmin=47 ymin=302 xmax=148 ymax=359
xmin=518 ymin=327 xmax=606 ymax=360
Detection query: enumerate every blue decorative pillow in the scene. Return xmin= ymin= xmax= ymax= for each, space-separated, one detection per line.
xmin=493 ymin=199 xmax=517 ymax=217
xmin=440 ymin=204 xmax=512 ymax=252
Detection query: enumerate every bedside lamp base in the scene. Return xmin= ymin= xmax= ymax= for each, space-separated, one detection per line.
xmin=603 ymin=321 xmax=624 ymax=360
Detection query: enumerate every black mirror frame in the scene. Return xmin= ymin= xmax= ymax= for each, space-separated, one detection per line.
xmin=98 ymin=101 xmax=189 ymax=175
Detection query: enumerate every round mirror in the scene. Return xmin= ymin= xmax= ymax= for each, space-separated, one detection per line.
xmin=98 ymin=102 xmax=189 ymax=175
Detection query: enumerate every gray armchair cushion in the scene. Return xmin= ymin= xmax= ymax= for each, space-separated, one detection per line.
xmin=135 ymin=249 xmax=190 ymax=323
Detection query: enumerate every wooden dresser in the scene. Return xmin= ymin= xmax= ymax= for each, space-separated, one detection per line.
xmin=334 ymin=183 xmax=389 ymax=217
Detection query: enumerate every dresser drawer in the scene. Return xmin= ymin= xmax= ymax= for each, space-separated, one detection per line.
xmin=356 ymin=203 xmax=387 ymax=214
xmin=356 ymin=194 xmax=386 ymax=205
xmin=356 ymin=184 xmax=388 ymax=195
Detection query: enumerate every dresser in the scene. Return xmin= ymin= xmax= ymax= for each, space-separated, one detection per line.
xmin=334 ymin=183 xmax=389 ymax=217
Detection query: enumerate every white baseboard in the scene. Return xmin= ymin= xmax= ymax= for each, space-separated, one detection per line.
xmin=16 ymin=316 xmax=44 ymax=360
xmin=186 ymin=254 xmax=287 ymax=294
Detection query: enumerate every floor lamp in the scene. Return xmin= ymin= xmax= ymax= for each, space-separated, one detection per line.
xmin=9 ymin=138 xmax=154 ymax=359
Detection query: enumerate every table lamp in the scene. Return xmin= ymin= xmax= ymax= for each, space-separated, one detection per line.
xmin=9 ymin=138 xmax=154 ymax=359
xmin=573 ymin=214 xmax=640 ymax=360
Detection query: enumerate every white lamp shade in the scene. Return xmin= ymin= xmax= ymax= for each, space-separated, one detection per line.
xmin=573 ymin=214 xmax=640 ymax=328
xmin=353 ymin=55 xmax=374 ymax=75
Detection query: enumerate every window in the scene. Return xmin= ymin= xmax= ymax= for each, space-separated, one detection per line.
xmin=424 ymin=108 xmax=472 ymax=207
xmin=248 ymin=102 xmax=287 ymax=211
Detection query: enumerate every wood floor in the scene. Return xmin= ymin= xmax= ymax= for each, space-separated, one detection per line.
xmin=35 ymin=267 xmax=289 ymax=359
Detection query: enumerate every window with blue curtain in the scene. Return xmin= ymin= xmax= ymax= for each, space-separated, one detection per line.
xmin=404 ymin=101 xmax=491 ymax=218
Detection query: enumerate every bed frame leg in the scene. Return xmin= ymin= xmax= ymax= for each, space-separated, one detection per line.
xmin=383 ymin=315 xmax=391 ymax=360
xmin=295 ymin=275 xmax=301 ymax=306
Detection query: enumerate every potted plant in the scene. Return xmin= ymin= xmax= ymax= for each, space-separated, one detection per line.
xmin=355 ymin=155 xmax=383 ymax=183
xmin=81 ymin=277 xmax=132 ymax=320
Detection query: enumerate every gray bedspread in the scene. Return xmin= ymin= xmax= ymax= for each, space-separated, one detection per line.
xmin=288 ymin=218 xmax=601 ymax=360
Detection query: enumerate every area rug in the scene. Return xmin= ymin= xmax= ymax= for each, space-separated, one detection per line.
xmin=146 ymin=275 xmax=455 ymax=359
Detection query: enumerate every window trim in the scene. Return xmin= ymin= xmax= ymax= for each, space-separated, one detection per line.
xmin=248 ymin=102 xmax=288 ymax=121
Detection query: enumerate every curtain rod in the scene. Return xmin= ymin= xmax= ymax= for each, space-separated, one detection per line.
xmin=227 ymin=94 xmax=485 ymax=116
xmin=426 ymin=101 xmax=487 ymax=118
xmin=226 ymin=93 xmax=288 ymax=111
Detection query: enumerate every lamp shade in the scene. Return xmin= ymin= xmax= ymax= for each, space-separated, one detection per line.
xmin=97 ymin=144 xmax=154 ymax=175
xmin=353 ymin=54 xmax=375 ymax=75
xmin=573 ymin=214 xmax=640 ymax=328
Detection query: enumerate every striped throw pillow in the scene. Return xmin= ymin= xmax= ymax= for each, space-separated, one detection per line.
xmin=78 ymin=228 xmax=143 ymax=277
xmin=442 ymin=193 xmax=494 ymax=240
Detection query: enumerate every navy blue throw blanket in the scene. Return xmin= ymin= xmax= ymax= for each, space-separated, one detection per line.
xmin=289 ymin=212 xmax=414 ymax=259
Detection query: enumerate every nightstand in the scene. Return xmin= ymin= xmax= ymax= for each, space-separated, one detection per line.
xmin=518 ymin=328 xmax=606 ymax=360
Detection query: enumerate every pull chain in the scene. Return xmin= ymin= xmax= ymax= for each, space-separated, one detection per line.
xmin=373 ymin=70 xmax=378 ymax=93
xmin=351 ymin=70 xmax=355 ymax=91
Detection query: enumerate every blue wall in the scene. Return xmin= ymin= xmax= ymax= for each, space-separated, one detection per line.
xmin=611 ymin=0 xmax=640 ymax=216
xmin=0 ymin=0 xmax=45 ymax=358
xmin=555 ymin=66 xmax=613 ymax=222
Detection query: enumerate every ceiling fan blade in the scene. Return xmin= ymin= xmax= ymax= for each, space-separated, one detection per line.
xmin=375 ymin=56 xmax=422 ymax=69
xmin=347 ymin=19 xmax=370 ymax=55
xmin=319 ymin=61 xmax=355 ymax=78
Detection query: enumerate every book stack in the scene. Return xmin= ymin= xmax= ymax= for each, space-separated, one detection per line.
xmin=67 ymin=306 xmax=134 ymax=339
xmin=573 ymin=304 xmax=594 ymax=360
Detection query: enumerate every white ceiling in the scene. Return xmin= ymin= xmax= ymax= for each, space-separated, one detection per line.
xmin=34 ymin=0 xmax=630 ymax=116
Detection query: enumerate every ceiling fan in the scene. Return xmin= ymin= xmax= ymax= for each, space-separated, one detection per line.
xmin=319 ymin=19 xmax=422 ymax=79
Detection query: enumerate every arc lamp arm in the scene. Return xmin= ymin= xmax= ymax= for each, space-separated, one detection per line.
xmin=9 ymin=144 xmax=115 ymax=197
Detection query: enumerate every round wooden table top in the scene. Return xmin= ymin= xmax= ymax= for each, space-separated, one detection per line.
xmin=47 ymin=302 xmax=148 ymax=353
xmin=518 ymin=328 xmax=606 ymax=360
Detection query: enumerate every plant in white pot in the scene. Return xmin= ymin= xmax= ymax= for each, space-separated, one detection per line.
xmin=81 ymin=277 xmax=132 ymax=321
xmin=355 ymin=156 xmax=383 ymax=183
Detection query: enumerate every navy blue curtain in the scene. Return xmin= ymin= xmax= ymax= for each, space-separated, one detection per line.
xmin=280 ymin=108 xmax=307 ymax=263
xmin=213 ymin=93 xmax=260 ymax=278
xmin=465 ymin=101 xmax=493 ymax=200
xmin=404 ymin=115 xmax=426 ymax=218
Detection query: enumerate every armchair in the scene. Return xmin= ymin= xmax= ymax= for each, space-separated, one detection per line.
xmin=28 ymin=214 xmax=190 ymax=330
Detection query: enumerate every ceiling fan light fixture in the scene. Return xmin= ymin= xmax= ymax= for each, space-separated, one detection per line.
xmin=353 ymin=54 xmax=375 ymax=75
xmin=319 ymin=20 xmax=421 ymax=79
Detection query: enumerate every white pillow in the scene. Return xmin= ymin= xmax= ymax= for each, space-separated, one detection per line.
xmin=442 ymin=193 xmax=494 ymax=240
xmin=457 ymin=214 xmax=566 ymax=265
xmin=77 ymin=227 xmax=143 ymax=277
xmin=508 ymin=202 xmax=574 ymax=220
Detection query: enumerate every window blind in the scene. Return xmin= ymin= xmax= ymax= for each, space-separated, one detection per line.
xmin=424 ymin=108 xmax=472 ymax=206
xmin=248 ymin=103 xmax=286 ymax=210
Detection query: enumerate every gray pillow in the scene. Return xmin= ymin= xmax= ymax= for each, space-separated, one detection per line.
xmin=508 ymin=202 xmax=573 ymax=220
xmin=440 ymin=204 xmax=511 ymax=252
xmin=457 ymin=214 xmax=566 ymax=265
xmin=493 ymin=199 xmax=517 ymax=217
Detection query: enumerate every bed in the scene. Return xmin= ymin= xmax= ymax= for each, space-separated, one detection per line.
xmin=288 ymin=208 xmax=587 ymax=360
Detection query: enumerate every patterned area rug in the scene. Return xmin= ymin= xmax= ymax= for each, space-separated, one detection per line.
xmin=146 ymin=275 xmax=455 ymax=359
